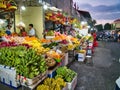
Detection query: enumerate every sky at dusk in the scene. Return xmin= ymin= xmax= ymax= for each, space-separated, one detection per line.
xmin=73 ymin=0 xmax=120 ymax=24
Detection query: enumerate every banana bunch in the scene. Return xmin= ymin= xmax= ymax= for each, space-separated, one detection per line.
xmin=23 ymin=39 xmax=50 ymax=55
xmin=77 ymin=50 xmax=86 ymax=54
xmin=74 ymin=40 xmax=80 ymax=47
xmin=44 ymin=78 xmax=54 ymax=86
xmin=37 ymin=84 xmax=49 ymax=90
xmin=37 ymin=47 xmax=50 ymax=55
xmin=37 ymin=78 xmax=66 ymax=90
xmin=67 ymin=44 xmax=75 ymax=50
xmin=55 ymin=78 xmax=66 ymax=87
xmin=0 ymin=31 xmax=6 ymax=37
xmin=30 ymin=40 xmax=42 ymax=49
xmin=23 ymin=40 xmax=41 ymax=48
xmin=84 ymin=36 xmax=93 ymax=41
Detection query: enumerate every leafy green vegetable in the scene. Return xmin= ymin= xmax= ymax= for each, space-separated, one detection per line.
xmin=55 ymin=66 xmax=77 ymax=82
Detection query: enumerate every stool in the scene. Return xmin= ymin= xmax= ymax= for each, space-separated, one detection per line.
xmin=86 ymin=55 xmax=93 ymax=66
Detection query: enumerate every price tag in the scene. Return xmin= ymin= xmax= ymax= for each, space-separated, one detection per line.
xmin=87 ymin=49 xmax=92 ymax=54
xmin=56 ymin=49 xmax=62 ymax=54
xmin=89 ymin=43 xmax=93 ymax=47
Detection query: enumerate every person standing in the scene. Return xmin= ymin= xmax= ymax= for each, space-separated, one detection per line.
xmin=5 ymin=25 xmax=12 ymax=35
xmin=114 ymin=31 xmax=118 ymax=42
xmin=19 ymin=26 xmax=27 ymax=37
xmin=118 ymin=30 xmax=120 ymax=42
xmin=28 ymin=24 xmax=35 ymax=37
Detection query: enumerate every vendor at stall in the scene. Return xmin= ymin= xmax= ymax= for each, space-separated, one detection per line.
xmin=28 ymin=24 xmax=36 ymax=37
xmin=5 ymin=25 xmax=12 ymax=35
xmin=19 ymin=26 xmax=27 ymax=37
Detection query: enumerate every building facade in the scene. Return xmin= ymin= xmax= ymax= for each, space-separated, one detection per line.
xmin=44 ymin=0 xmax=73 ymax=16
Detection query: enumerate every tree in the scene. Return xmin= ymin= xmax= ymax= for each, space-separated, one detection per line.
xmin=92 ymin=19 xmax=97 ymax=25
xmin=95 ymin=24 xmax=103 ymax=31
xmin=104 ymin=23 xmax=112 ymax=30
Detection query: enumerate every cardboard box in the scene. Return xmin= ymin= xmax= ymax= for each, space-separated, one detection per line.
xmin=21 ymin=74 xmax=48 ymax=90
xmin=78 ymin=53 xmax=86 ymax=62
xmin=0 ymin=65 xmax=20 ymax=88
xmin=47 ymin=66 xmax=59 ymax=78
xmin=67 ymin=75 xmax=77 ymax=90
xmin=74 ymin=50 xmax=86 ymax=62
xmin=62 ymin=84 xmax=68 ymax=90
xmin=61 ymin=53 xmax=68 ymax=66
xmin=20 ymin=70 xmax=48 ymax=86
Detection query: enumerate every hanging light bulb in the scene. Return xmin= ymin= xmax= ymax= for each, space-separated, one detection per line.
xmin=43 ymin=5 xmax=48 ymax=10
xmin=0 ymin=19 xmax=4 ymax=25
xmin=21 ymin=6 xmax=26 ymax=10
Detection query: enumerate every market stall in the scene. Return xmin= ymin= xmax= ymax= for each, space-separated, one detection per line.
xmin=0 ymin=0 xmax=98 ymax=90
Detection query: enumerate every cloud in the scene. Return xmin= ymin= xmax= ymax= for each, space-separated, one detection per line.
xmin=78 ymin=3 xmax=120 ymax=20
xmin=93 ymin=12 xmax=120 ymax=20
xmin=93 ymin=4 xmax=120 ymax=12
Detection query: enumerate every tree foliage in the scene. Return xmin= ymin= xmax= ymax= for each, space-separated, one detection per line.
xmin=104 ymin=23 xmax=111 ymax=30
xmin=95 ymin=24 xmax=103 ymax=31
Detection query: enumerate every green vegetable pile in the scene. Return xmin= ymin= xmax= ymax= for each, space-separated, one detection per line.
xmin=0 ymin=46 xmax=48 ymax=79
xmin=43 ymin=42 xmax=58 ymax=49
xmin=55 ymin=66 xmax=77 ymax=82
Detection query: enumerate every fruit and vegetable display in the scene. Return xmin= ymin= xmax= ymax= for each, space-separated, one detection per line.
xmin=71 ymin=37 xmax=81 ymax=45
xmin=23 ymin=37 xmax=50 ymax=55
xmin=0 ymin=46 xmax=48 ymax=79
xmin=46 ymin=30 xmax=54 ymax=36
xmin=67 ymin=44 xmax=75 ymax=50
xmin=76 ymin=34 xmax=82 ymax=39
xmin=40 ymin=38 xmax=51 ymax=44
xmin=6 ymin=36 xmax=25 ymax=44
xmin=82 ymin=35 xmax=94 ymax=42
xmin=0 ymin=41 xmax=17 ymax=47
xmin=52 ymin=36 xmax=62 ymax=42
xmin=60 ymin=39 xmax=69 ymax=45
xmin=0 ymin=41 xmax=31 ymax=49
xmin=55 ymin=66 xmax=77 ymax=82
xmin=0 ymin=25 xmax=91 ymax=90
xmin=42 ymin=42 xmax=58 ymax=49
xmin=37 ymin=78 xmax=66 ymax=90
xmin=77 ymin=50 xmax=86 ymax=53
xmin=45 ymin=57 xmax=56 ymax=67
xmin=1 ymin=36 xmax=50 ymax=55
xmin=53 ymin=33 xmax=67 ymax=41
xmin=45 ymin=11 xmax=77 ymax=25
xmin=0 ymin=31 xmax=6 ymax=37
xmin=47 ymin=50 xmax=63 ymax=59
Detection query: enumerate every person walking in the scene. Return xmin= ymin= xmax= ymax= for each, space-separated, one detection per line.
xmin=114 ymin=31 xmax=118 ymax=42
